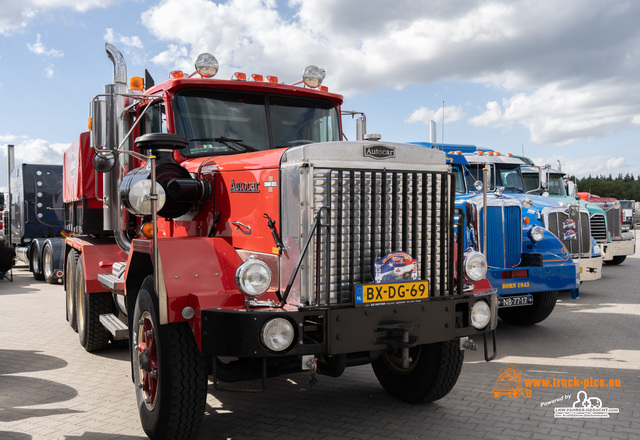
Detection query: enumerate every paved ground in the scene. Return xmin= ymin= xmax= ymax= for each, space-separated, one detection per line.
xmin=1 ymin=239 xmax=639 ymax=440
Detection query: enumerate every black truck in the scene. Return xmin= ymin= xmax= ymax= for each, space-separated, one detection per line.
xmin=3 ymin=163 xmax=65 ymax=283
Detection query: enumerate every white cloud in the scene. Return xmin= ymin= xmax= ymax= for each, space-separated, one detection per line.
xmin=44 ymin=64 xmax=55 ymax=78
xmin=27 ymin=34 xmax=64 ymax=57
xmin=0 ymin=0 xmax=118 ymax=35
xmin=104 ymin=28 xmax=144 ymax=49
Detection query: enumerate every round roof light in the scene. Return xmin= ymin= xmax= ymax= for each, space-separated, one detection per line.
xmin=195 ymin=53 xmax=219 ymax=78
xmin=302 ymin=65 xmax=325 ymax=88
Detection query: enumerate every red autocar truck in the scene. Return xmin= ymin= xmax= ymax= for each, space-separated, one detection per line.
xmin=63 ymin=44 xmax=498 ymax=439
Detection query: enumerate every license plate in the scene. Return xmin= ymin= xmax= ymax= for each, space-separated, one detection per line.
xmin=355 ymin=280 xmax=429 ymax=306
xmin=499 ymin=295 xmax=533 ymax=308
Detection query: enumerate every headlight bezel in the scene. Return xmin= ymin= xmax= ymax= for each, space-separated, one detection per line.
xmin=261 ymin=317 xmax=296 ymax=352
xmin=235 ymin=257 xmax=272 ymax=297
xmin=463 ymin=250 xmax=488 ymax=282
xmin=528 ymin=225 xmax=545 ymax=242
xmin=470 ymin=300 xmax=491 ymax=330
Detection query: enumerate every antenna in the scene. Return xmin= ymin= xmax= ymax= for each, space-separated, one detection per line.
xmin=441 ymin=101 xmax=445 ymax=144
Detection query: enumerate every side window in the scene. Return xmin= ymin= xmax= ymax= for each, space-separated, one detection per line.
xmin=142 ymin=102 xmax=167 ymax=134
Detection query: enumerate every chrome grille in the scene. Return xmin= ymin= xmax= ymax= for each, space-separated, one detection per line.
xmin=545 ymin=210 xmax=591 ymax=257
xmin=606 ymin=208 xmax=622 ymax=238
xmin=312 ymin=169 xmax=453 ymax=305
xmin=590 ymin=214 xmax=607 ymax=242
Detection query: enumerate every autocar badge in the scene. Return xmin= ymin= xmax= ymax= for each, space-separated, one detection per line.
xmin=364 ymin=144 xmax=395 ymax=160
xmin=374 ymin=251 xmax=417 ymax=284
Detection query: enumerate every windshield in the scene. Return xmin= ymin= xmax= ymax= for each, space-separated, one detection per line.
xmin=522 ymin=173 xmax=567 ymax=196
xmin=466 ymin=164 xmax=524 ymax=192
xmin=452 ymin=165 xmax=466 ymax=193
xmin=173 ymin=89 xmax=340 ymax=157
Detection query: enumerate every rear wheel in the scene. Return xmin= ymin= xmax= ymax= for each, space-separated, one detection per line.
xmin=77 ymin=259 xmax=112 ymax=352
xmin=604 ymin=255 xmax=626 ymax=265
xmin=372 ymin=341 xmax=464 ymax=403
xmin=31 ymin=245 xmax=44 ymax=281
xmin=132 ymin=279 xmax=207 ymax=440
xmin=498 ymin=291 xmax=558 ymax=325
xmin=65 ymin=250 xmax=79 ymax=332
xmin=42 ymin=242 xmax=56 ymax=284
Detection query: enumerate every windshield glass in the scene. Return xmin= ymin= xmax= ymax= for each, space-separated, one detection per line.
xmin=452 ymin=165 xmax=466 ymax=193
xmin=547 ymin=175 xmax=567 ymax=196
xmin=173 ymin=89 xmax=340 ymax=157
xmin=466 ymin=164 xmax=524 ymax=192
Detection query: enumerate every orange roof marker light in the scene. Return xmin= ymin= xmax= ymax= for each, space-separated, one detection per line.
xmin=232 ymin=72 xmax=247 ymax=81
xmin=507 ymin=153 xmax=513 ymax=157
xmin=195 ymin=53 xmax=219 ymax=78
xmin=251 ymin=74 xmax=264 ymax=82
xmin=130 ymin=76 xmax=144 ymax=91
xmin=477 ymin=151 xmax=485 ymax=156
xmin=266 ymin=75 xmax=279 ymax=83
xmin=495 ymin=152 xmax=501 ymax=156
xmin=170 ymin=70 xmax=184 ymax=79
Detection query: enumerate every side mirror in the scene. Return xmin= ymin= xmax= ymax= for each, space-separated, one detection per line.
xmin=93 ymin=150 xmax=116 ymax=173
xmin=566 ymin=181 xmax=577 ymax=198
xmin=539 ymin=167 xmax=549 ymax=190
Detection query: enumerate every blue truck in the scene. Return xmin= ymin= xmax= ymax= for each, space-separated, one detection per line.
xmin=413 ymin=143 xmax=580 ymax=325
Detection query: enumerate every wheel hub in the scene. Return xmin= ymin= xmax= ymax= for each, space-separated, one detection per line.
xmin=137 ymin=312 xmax=159 ymax=410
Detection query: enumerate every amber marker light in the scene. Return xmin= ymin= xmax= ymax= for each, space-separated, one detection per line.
xmin=523 ymin=217 xmax=531 ymax=225
xmin=232 ymin=72 xmax=247 ymax=80
xmin=266 ymin=75 xmax=279 ymax=83
xmin=170 ymin=70 xmax=185 ymax=78
xmin=141 ymin=222 xmax=154 ymax=239
xmin=88 ymin=117 xmax=92 ymax=131
xmin=251 ymin=74 xmax=264 ymax=81
xmin=130 ymin=76 xmax=144 ymax=91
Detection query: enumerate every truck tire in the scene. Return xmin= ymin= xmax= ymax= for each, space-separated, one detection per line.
xmin=132 ymin=280 xmax=207 ymax=440
xmin=372 ymin=340 xmax=464 ymax=403
xmin=604 ymin=256 xmax=626 ymax=265
xmin=498 ymin=291 xmax=558 ymax=325
xmin=65 ymin=250 xmax=79 ymax=332
xmin=31 ymin=245 xmax=44 ymax=281
xmin=77 ymin=259 xmax=111 ymax=352
xmin=42 ymin=242 xmax=56 ymax=284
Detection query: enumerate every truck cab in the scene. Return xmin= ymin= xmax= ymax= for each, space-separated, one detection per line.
xmin=412 ymin=144 xmax=580 ymax=326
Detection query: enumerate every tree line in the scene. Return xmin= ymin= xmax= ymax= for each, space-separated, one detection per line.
xmin=568 ymin=173 xmax=640 ymax=202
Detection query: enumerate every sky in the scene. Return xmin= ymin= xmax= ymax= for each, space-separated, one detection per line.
xmin=1 ymin=0 xmax=640 ymax=195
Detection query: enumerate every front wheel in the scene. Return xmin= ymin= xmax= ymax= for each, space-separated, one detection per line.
xmin=372 ymin=341 xmax=464 ymax=403
xmin=31 ymin=245 xmax=44 ymax=281
xmin=498 ymin=291 xmax=558 ymax=325
xmin=604 ymin=256 xmax=626 ymax=265
xmin=132 ymin=279 xmax=207 ymax=440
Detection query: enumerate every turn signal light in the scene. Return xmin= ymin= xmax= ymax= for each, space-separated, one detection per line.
xmin=130 ymin=76 xmax=144 ymax=91
xmin=523 ymin=217 xmax=531 ymax=225
xmin=141 ymin=222 xmax=154 ymax=239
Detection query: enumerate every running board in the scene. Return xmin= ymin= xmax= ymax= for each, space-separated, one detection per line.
xmin=97 ymin=273 xmax=125 ymax=294
xmin=99 ymin=313 xmax=129 ymax=340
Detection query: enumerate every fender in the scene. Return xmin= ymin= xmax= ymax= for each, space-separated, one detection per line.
xmin=522 ymin=225 xmax=573 ymax=266
xmin=66 ymin=237 xmax=128 ymax=293
xmin=127 ymin=236 xmax=247 ymax=349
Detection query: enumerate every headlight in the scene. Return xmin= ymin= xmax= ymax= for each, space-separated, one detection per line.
xmin=302 ymin=65 xmax=325 ymax=88
xmin=261 ymin=318 xmax=295 ymax=352
xmin=522 ymin=197 xmax=533 ymax=209
xmin=528 ymin=225 xmax=545 ymax=242
xmin=593 ymin=244 xmax=601 ymax=256
xmin=235 ymin=257 xmax=272 ymax=297
xmin=127 ymin=180 xmax=166 ymax=216
xmin=470 ymin=300 xmax=491 ymax=329
xmin=464 ymin=251 xmax=487 ymax=282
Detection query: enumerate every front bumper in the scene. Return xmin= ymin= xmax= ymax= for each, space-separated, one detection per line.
xmin=576 ymin=256 xmax=603 ymax=282
xmin=487 ymin=263 xmax=579 ymax=297
xmin=602 ymin=236 xmax=636 ymax=261
xmin=201 ymin=290 xmax=497 ymax=358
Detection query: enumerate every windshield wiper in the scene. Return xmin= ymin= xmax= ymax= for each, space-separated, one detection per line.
xmin=189 ymin=136 xmax=258 ymax=152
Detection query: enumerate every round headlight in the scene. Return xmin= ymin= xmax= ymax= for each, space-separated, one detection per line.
xmin=235 ymin=258 xmax=272 ymax=297
xmin=261 ymin=317 xmax=295 ymax=352
xmin=528 ymin=225 xmax=545 ymax=242
xmin=127 ymin=180 xmax=166 ymax=216
xmin=302 ymin=65 xmax=325 ymax=88
xmin=613 ymin=200 xmax=620 ymax=209
xmin=195 ymin=53 xmax=219 ymax=78
xmin=522 ymin=197 xmax=533 ymax=209
xmin=464 ymin=251 xmax=487 ymax=282
xmin=470 ymin=300 xmax=491 ymax=329
xmin=474 ymin=180 xmax=483 ymax=191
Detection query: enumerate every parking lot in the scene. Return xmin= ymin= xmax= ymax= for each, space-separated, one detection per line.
xmin=1 ymin=240 xmax=639 ymax=440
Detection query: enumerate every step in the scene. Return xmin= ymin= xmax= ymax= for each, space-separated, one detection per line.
xmin=99 ymin=313 xmax=129 ymax=340
xmin=97 ymin=273 xmax=124 ymax=293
